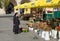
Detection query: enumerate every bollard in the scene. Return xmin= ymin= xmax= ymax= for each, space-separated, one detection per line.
xmin=34 ymin=30 xmax=38 ymax=33
xmin=29 ymin=27 xmax=33 ymax=31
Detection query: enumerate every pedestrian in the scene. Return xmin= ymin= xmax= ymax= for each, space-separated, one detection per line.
xmin=13 ymin=12 xmax=20 ymax=34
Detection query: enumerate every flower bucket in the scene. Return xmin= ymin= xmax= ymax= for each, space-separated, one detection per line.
xmin=59 ymin=31 xmax=60 ymax=39
xmin=51 ymin=30 xmax=55 ymax=37
xmin=34 ymin=30 xmax=38 ymax=33
xmin=44 ymin=31 xmax=50 ymax=40
xmin=41 ymin=31 xmax=45 ymax=38
xmin=29 ymin=27 xmax=33 ymax=31
xmin=53 ymin=30 xmax=57 ymax=39
xmin=49 ymin=31 xmax=52 ymax=36
xmin=39 ymin=30 xmax=42 ymax=36
xmin=22 ymin=29 xmax=29 ymax=32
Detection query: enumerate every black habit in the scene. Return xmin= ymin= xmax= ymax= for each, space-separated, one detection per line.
xmin=13 ymin=15 xmax=20 ymax=34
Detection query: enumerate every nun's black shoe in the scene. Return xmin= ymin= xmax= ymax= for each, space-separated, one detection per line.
xmin=14 ymin=32 xmax=19 ymax=34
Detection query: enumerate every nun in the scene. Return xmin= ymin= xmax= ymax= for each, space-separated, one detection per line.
xmin=13 ymin=12 xmax=20 ymax=34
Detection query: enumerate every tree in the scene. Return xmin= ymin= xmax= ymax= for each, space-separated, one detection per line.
xmin=0 ymin=0 xmax=2 ymax=8
xmin=2 ymin=0 xmax=10 ymax=8
xmin=0 ymin=0 xmax=10 ymax=13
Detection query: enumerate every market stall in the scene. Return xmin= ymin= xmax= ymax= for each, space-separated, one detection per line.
xmin=14 ymin=0 xmax=60 ymax=40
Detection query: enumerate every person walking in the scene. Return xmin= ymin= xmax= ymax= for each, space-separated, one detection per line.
xmin=13 ymin=12 xmax=20 ymax=34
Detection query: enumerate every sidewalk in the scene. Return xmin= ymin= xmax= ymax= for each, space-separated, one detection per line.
xmin=0 ymin=13 xmax=14 ymax=17
xmin=0 ymin=17 xmax=59 ymax=41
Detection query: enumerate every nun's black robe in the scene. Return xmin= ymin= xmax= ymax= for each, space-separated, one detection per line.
xmin=13 ymin=15 xmax=20 ymax=34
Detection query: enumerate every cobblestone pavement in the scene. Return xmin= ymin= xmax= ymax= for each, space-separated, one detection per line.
xmin=0 ymin=17 xmax=58 ymax=41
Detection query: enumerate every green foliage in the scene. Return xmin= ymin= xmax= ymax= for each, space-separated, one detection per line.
xmin=0 ymin=0 xmax=10 ymax=8
xmin=0 ymin=0 xmax=2 ymax=8
xmin=2 ymin=0 xmax=10 ymax=8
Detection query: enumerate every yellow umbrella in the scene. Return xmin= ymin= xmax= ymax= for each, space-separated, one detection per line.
xmin=51 ymin=0 xmax=60 ymax=6
xmin=25 ymin=2 xmax=32 ymax=8
xmin=19 ymin=3 xmax=31 ymax=8
xmin=28 ymin=2 xmax=37 ymax=8
xmin=14 ymin=3 xmax=28 ymax=9
xmin=14 ymin=0 xmax=60 ymax=9
xmin=37 ymin=1 xmax=46 ymax=8
xmin=45 ymin=0 xmax=60 ymax=7
xmin=38 ymin=0 xmax=60 ymax=8
xmin=18 ymin=4 xmax=26 ymax=8
xmin=14 ymin=0 xmax=44 ymax=9
xmin=33 ymin=1 xmax=40 ymax=7
xmin=14 ymin=5 xmax=19 ymax=9
xmin=51 ymin=0 xmax=59 ymax=4
xmin=24 ymin=1 xmax=39 ymax=8
xmin=23 ymin=1 xmax=41 ymax=8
